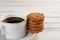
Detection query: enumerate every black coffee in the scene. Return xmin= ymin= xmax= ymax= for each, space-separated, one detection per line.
xmin=3 ymin=17 xmax=24 ymax=23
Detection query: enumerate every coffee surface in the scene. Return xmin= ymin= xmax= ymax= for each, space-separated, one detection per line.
xmin=3 ymin=17 xmax=24 ymax=23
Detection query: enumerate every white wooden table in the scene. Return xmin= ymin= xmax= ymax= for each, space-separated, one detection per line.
xmin=0 ymin=0 xmax=60 ymax=40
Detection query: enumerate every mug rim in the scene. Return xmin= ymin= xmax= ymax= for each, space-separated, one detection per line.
xmin=2 ymin=17 xmax=26 ymax=24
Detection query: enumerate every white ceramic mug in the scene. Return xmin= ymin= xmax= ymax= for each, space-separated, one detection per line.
xmin=0 ymin=14 xmax=26 ymax=40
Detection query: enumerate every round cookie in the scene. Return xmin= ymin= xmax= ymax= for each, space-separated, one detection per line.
xmin=28 ymin=27 xmax=44 ymax=33
xmin=27 ymin=24 xmax=44 ymax=33
xmin=27 ymin=22 xmax=44 ymax=27
xmin=27 ymin=13 xmax=45 ymax=20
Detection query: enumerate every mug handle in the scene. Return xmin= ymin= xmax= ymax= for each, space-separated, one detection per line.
xmin=0 ymin=22 xmax=5 ymax=38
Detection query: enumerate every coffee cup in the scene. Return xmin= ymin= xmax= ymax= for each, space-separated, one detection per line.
xmin=0 ymin=14 xmax=26 ymax=40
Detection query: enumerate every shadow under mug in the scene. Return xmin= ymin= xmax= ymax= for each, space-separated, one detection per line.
xmin=0 ymin=15 xmax=26 ymax=40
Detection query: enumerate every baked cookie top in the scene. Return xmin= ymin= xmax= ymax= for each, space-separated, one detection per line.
xmin=27 ymin=12 xmax=45 ymax=20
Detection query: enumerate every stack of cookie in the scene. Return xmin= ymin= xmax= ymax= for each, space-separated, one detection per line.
xmin=27 ymin=13 xmax=45 ymax=33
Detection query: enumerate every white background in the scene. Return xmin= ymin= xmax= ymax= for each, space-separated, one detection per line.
xmin=0 ymin=0 xmax=60 ymax=40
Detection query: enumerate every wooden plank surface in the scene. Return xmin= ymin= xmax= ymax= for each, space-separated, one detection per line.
xmin=31 ymin=29 xmax=60 ymax=40
xmin=0 ymin=0 xmax=60 ymax=40
xmin=0 ymin=0 xmax=60 ymax=17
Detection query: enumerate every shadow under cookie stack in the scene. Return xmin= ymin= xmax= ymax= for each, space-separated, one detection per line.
xmin=27 ymin=13 xmax=45 ymax=33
